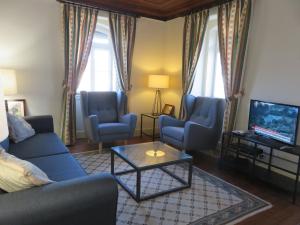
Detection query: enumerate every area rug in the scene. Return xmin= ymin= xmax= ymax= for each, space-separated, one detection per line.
xmin=73 ymin=151 xmax=271 ymax=225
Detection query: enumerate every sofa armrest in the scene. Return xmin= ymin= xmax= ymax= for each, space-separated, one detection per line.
xmin=0 ymin=174 xmax=118 ymax=225
xmin=25 ymin=115 xmax=54 ymax=133
xmin=120 ymin=113 xmax=137 ymax=137
xmin=84 ymin=115 xmax=99 ymax=143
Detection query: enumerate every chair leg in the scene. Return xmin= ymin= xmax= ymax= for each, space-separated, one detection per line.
xmin=98 ymin=142 xmax=103 ymax=154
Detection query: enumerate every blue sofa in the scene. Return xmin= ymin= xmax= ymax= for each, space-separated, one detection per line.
xmin=159 ymin=95 xmax=225 ymax=152
xmin=80 ymin=91 xmax=137 ymax=145
xmin=0 ymin=116 xmax=118 ymax=225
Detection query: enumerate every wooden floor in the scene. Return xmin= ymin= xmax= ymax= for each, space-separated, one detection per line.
xmin=69 ymin=137 xmax=300 ymax=225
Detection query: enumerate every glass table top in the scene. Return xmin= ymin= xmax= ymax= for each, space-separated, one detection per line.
xmin=111 ymin=141 xmax=192 ymax=168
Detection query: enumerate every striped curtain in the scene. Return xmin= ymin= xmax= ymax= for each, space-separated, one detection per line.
xmin=109 ymin=12 xmax=136 ymax=94
xmin=61 ymin=4 xmax=98 ymax=145
xmin=218 ymin=0 xmax=251 ymax=132
xmin=180 ymin=10 xmax=209 ymax=119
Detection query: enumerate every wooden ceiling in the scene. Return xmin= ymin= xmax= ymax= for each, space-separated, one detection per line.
xmin=60 ymin=0 xmax=230 ymax=21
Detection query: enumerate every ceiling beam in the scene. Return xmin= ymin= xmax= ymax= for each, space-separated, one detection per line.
xmin=57 ymin=0 xmax=233 ymax=21
xmin=57 ymin=0 xmax=164 ymax=20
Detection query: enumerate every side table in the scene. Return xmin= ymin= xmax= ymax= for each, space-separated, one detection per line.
xmin=140 ymin=113 xmax=160 ymax=141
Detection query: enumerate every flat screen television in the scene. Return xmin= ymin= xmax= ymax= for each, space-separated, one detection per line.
xmin=248 ymin=100 xmax=300 ymax=145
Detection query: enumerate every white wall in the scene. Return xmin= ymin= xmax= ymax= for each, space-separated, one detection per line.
xmin=236 ymin=0 xmax=300 ymax=144
xmin=163 ymin=17 xmax=184 ymax=118
xmin=130 ymin=17 xmax=184 ymax=134
xmin=234 ymin=0 xmax=300 ymax=172
xmin=0 ymin=0 xmax=64 ymax=133
xmin=129 ymin=18 xmax=165 ymax=133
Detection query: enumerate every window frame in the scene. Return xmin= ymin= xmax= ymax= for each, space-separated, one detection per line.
xmin=77 ymin=16 xmax=117 ymax=93
xmin=190 ymin=12 xmax=225 ymax=99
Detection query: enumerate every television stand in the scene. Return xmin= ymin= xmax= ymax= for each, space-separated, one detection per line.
xmin=220 ymin=131 xmax=300 ymax=204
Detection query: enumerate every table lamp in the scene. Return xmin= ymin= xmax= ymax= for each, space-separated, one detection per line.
xmin=0 ymin=69 xmax=18 ymax=95
xmin=0 ymin=79 xmax=9 ymax=147
xmin=148 ymin=75 xmax=169 ymax=115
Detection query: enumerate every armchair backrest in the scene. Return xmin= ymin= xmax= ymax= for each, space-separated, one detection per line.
xmin=80 ymin=91 xmax=127 ymax=123
xmin=187 ymin=96 xmax=225 ymax=130
xmin=182 ymin=94 xmax=196 ymax=121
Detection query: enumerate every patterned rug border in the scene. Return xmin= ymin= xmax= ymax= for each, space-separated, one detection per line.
xmin=190 ymin=167 xmax=272 ymax=225
xmin=73 ymin=150 xmax=272 ymax=225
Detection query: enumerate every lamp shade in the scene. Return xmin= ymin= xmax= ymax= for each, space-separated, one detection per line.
xmin=0 ymin=82 xmax=8 ymax=143
xmin=148 ymin=75 xmax=169 ymax=89
xmin=0 ymin=69 xmax=17 ymax=95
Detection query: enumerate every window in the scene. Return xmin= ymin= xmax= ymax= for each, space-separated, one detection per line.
xmin=77 ymin=16 xmax=118 ymax=92
xmin=190 ymin=12 xmax=225 ymax=99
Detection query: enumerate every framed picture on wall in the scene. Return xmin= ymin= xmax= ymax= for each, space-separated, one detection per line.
xmin=162 ymin=104 xmax=175 ymax=116
xmin=5 ymin=99 xmax=26 ymax=117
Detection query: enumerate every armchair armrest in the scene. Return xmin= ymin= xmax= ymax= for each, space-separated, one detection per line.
xmin=25 ymin=115 xmax=54 ymax=133
xmin=0 ymin=174 xmax=118 ymax=225
xmin=120 ymin=113 xmax=137 ymax=137
xmin=159 ymin=115 xmax=185 ymax=142
xmin=159 ymin=115 xmax=185 ymax=129
xmin=184 ymin=121 xmax=216 ymax=150
xmin=84 ymin=115 xmax=99 ymax=143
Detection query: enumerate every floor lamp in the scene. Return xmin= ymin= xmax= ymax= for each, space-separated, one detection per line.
xmin=148 ymin=75 xmax=169 ymax=116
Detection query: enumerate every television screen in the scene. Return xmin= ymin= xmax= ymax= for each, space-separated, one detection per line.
xmin=248 ymin=100 xmax=300 ymax=145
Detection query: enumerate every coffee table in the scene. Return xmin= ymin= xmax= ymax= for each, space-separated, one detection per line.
xmin=111 ymin=141 xmax=193 ymax=202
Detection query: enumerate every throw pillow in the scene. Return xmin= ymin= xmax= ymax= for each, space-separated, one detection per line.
xmin=0 ymin=148 xmax=52 ymax=192
xmin=7 ymin=113 xmax=35 ymax=143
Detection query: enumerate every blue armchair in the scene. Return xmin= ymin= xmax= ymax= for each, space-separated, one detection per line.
xmin=80 ymin=91 xmax=137 ymax=151
xmin=159 ymin=95 xmax=225 ymax=152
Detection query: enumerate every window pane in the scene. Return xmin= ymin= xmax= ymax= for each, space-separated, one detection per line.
xmin=190 ymin=13 xmax=225 ymax=99
xmin=213 ymin=55 xmax=225 ymax=98
xmin=77 ymin=15 xmax=118 ymax=93
xmin=94 ymin=49 xmax=111 ymax=91
xmin=93 ymin=32 xmax=109 ymax=44
xmin=95 ymin=49 xmax=109 ymax=69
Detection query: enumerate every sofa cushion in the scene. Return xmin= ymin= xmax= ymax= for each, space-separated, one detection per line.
xmin=7 ymin=113 xmax=35 ymax=143
xmin=162 ymin=126 xmax=184 ymax=141
xmin=28 ymin=154 xmax=86 ymax=181
xmin=98 ymin=123 xmax=130 ymax=135
xmin=0 ymin=148 xmax=52 ymax=192
xmin=8 ymin=133 xmax=69 ymax=160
